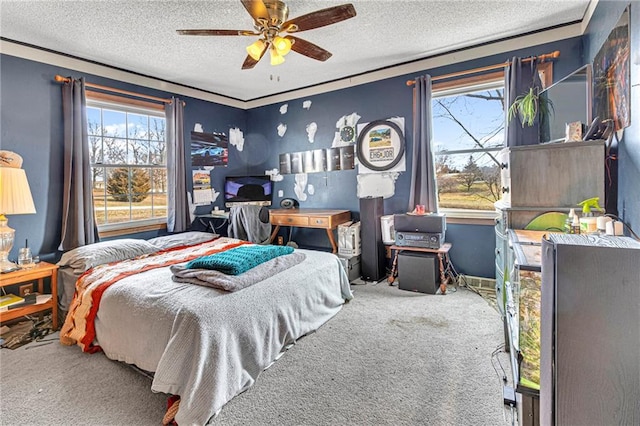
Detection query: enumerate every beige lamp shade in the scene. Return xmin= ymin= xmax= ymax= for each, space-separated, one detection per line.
xmin=0 ymin=167 xmax=36 ymax=215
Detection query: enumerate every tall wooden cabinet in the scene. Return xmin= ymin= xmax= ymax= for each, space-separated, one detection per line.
xmin=494 ymin=140 xmax=605 ymax=425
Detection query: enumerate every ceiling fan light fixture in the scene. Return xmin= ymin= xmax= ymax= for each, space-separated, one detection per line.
xmin=273 ymin=36 xmax=292 ymax=56
xmin=246 ymin=39 xmax=266 ymax=61
xmin=177 ymin=1 xmax=357 ymax=70
xmin=270 ymin=47 xmax=285 ymax=66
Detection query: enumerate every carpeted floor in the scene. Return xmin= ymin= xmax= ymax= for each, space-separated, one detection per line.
xmin=0 ymin=282 xmax=512 ymax=425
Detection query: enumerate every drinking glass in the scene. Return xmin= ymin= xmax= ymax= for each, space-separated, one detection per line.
xmin=17 ymin=248 xmax=34 ymax=269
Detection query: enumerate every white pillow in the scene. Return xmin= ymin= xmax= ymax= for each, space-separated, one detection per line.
xmin=147 ymin=231 xmax=217 ymax=250
xmin=58 ymin=238 xmax=159 ymax=274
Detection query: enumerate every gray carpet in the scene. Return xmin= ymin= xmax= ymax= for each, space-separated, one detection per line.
xmin=0 ymin=283 xmax=511 ymax=425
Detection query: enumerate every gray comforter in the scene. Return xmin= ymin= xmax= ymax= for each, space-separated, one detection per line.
xmin=93 ymin=248 xmax=352 ymax=425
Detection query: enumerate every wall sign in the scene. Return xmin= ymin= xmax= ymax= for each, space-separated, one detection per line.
xmin=356 ymin=118 xmax=405 ymax=172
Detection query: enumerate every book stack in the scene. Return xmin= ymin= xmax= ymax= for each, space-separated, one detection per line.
xmin=0 ymin=294 xmax=24 ymax=310
xmin=0 ymin=293 xmax=37 ymax=311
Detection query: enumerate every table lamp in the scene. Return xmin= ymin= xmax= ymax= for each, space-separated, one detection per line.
xmin=0 ymin=151 xmax=36 ymax=273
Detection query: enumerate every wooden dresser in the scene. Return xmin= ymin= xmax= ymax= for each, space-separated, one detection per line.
xmin=269 ymin=209 xmax=351 ymax=253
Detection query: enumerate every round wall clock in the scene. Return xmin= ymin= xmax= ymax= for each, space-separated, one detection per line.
xmin=339 ymin=125 xmax=356 ymax=143
xmin=356 ymin=119 xmax=405 ymax=171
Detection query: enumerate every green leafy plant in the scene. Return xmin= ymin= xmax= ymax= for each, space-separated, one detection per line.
xmin=508 ymin=87 xmax=554 ymax=128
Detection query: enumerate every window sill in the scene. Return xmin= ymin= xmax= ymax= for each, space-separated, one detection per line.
xmin=98 ymin=220 xmax=167 ymax=238
xmin=441 ymin=208 xmax=497 ymax=226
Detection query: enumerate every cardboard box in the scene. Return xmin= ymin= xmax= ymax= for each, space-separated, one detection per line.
xmin=338 ymin=254 xmax=361 ymax=282
xmin=338 ymin=221 xmax=361 ymax=256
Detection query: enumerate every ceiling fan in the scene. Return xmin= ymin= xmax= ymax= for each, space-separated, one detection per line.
xmin=176 ymin=0 xmax=356 ymax=69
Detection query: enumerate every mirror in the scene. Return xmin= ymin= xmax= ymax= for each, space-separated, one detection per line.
xmin=538 ymin=64 xmax=592 ymax=143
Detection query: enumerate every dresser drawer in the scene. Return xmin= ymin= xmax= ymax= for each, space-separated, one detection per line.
xmin=495 ymin=211 xmax=507 ymax=235
xmin=495 ymin=241 xmax=506 ymax=273
xmin=271 ymin=215 xmax=309 ymax=226
xmin=495 ymin=265 xmax=505 ymax=315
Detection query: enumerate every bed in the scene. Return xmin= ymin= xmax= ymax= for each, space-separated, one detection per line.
xmin=57 ymin=233 xmax=352 ymax=425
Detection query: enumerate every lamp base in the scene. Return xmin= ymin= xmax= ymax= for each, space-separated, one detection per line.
xmin=0 ymin=258 xmax=19 ymax=273
xmin=0 ymin=215 xmax=17 ymax=273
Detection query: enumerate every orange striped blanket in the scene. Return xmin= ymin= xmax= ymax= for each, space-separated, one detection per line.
xmin=59 ymin=237 xmax=249 ymax=353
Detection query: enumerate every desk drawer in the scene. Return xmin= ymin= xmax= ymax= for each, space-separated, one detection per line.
xmin=308 ymin=216 xmax=330 ymax=227
xmin=271 ymin=215 xmax=309 ymax=226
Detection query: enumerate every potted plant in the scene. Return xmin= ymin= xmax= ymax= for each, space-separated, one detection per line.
xmin=508 ymin=86 xmax=554 ymax=128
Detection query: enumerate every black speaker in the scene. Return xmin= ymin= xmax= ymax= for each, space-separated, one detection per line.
xmin=394 ymin=213 xmax=446 ymax=234
xmin=359 ymin=197 xmax=386 ymax=281
xmin=398 ymin=252 xmax=439 ymax=294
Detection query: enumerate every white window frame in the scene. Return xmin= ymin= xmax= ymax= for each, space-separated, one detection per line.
xmin=86 ymin=95 xmax=168 ymax=235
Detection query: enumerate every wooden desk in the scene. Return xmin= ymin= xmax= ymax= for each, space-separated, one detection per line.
xmin=388 ymin=243 xmax=452 ymax=294
xmin=0 ymin=262 xmax=59 ymax=330
xmin=269 ymin=209 xmax=351 ymax=253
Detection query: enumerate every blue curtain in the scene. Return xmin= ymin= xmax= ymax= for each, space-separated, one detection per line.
xmin=59 ymin=77 xmax=98 ymax=250
xmin=408 ymin=75 xmax=438 ymax=213
xmin=505 ymin=57 xmax=542 ymax=147
xmin=166 ymin=97 xmax=189 ymax=232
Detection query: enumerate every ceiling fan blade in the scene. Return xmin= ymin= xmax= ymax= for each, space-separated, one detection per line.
xmin=286 ymin=36 xmax=332 ymax=62
xmin=282 ymin=4 xmax=356 ymax=33
xmin=241 ymin=0 xmax=270 ymax=22
xmin=242 ymin=55 xmax=261 ymax=70
xmin=177 ymin=29 xmax=258 ymax=36
xmin=242 ymin=42 xmax=268 ymax=69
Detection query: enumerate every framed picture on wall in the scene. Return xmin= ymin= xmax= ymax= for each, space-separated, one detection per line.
xmin=190 ymin=131 xmax=229 ymax=168
xmin=356 ymin=119 xmax=405 ymax=172
xmin=592 ymin=6 xmax=630 ymax=131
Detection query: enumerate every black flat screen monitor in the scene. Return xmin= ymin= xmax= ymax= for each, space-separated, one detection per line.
xmin=224 ymin=175 xmax=273 ymax=208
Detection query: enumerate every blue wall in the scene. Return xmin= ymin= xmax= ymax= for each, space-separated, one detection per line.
xmin=0 ymin=54 xmax=246 ymax=261
xmin=245 ymin=37 xmax=584 ymax=278
xmin=1 ymin=30 xmax=616 ymax=278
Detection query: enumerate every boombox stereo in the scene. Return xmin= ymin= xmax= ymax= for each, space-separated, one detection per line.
xmin=395 ymin=231 xmax=444 ymax=249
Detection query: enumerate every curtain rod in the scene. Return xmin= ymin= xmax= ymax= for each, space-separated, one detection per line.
xmin=406 ymin=50 xmax=560 ymax=86
xmin=54 ymin=75 xmax=178 ymax=105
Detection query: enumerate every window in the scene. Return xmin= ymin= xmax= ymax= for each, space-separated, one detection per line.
xmin=431 ymin=63 xmax=552 ymax=219
xmin=86 ymin=98 xmax=167 ymax=234
xmin=432 ymin=74 xmax=505 ymax=217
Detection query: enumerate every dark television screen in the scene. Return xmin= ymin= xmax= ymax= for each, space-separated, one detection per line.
xmin=539 ymin=64 xmax=593 ymax=143
xmin=224 ymin=175 xmax=273 ymax=207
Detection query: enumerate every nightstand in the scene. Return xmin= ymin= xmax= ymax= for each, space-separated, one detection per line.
xmin=0 ymin=262 xmax=59 ymax=330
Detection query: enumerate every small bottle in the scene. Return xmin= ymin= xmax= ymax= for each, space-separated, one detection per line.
xmin=565 ymin=209 xmax=576 ymax=233
xmin=571 ymin=215 xmax=581 ymax=234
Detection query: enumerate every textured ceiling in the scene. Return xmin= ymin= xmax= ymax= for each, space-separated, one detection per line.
xmin=0 ymin=0 xmax=592 ymax=102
